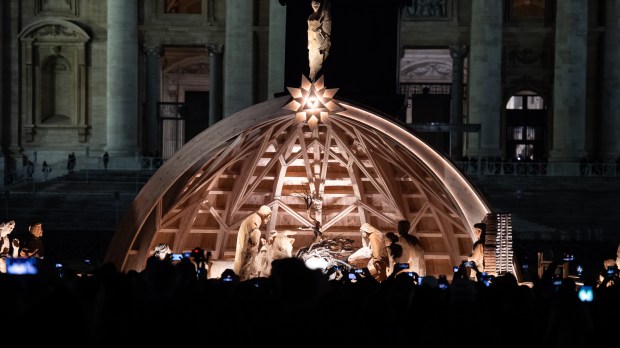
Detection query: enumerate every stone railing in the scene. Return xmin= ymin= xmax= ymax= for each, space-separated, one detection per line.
xmin=453 ymin=160 xmax=620 ymax=177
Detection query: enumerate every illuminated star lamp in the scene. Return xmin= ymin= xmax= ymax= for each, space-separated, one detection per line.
xmin=283 ymin=75 xmax=344 ymax=130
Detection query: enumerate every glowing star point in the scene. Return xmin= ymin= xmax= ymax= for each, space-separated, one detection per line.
xmin=283 ymin=76 xmax=343 ymax=127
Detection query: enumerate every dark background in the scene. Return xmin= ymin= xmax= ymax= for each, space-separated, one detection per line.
xmin=281 ymin=0 xmax=410 ymax=117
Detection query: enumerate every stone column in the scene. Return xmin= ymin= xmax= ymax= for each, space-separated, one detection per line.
xmin=2 ymin=1 xmax=22 ymax=166
xmin=224 ymin=0 xmax=254 ymax=117
xmin=268 ymin=1 xmax=286 ymax=98
xmin=466 ymin=0 xmax=502 ymax=159
xmin=600 ymin=0 xmax=620 ymax=162
xmin=207 ymin=45 xmax=223 ymax=127
xmin=144 ymin=44 xmax=162 ymax=157
xmin=450 ymin=45 xmax=467 ymax=160
xmin=106 ymin=0 xmax=139 ymax=156
xmin=0 ymin=2 xmax=5 ymax=184
xmin=550 ymin=0 xmax=588 ymax=162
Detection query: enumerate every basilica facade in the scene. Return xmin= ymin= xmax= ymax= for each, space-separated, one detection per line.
xmin=0 ymin=0 xmax=617 ymax=183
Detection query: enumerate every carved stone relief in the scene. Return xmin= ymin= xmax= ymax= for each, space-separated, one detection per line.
xmin=403 ymin=0 xmax=450 ymax=20
xmin=400 ymin=49 xmax=453 ymax=83
xmin=35 ymin=0 xmax=78 ymax=17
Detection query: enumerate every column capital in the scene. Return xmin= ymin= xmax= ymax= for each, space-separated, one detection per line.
xmin=207 ymin=44 xmax=224 ymax=56
xmin=449 ymin=45 xmax=468 ymax=59
xmin=143 ymin=44 xmax=163 ymax=57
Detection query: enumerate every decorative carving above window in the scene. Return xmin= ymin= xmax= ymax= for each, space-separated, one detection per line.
xmin=403 ymin=0 xmax=451 ymax=21
xmin=505 ymin=47 xmax=550 ymax=68
xmin=400 ymin=49 xmax=454 ymax=84
xmin=32 ymin=24 xmax=79 ymax=38
xmin=164 ymin=0 xmax=202 ymax=14
xmin=510 ymin=0 xmax=545 ymax=19
xmin=35 ymin=0 xmax=79 ymax=17
xmin=18 ymin=19 xmax=91 ymax=143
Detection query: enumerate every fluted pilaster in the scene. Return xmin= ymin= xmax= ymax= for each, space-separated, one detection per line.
xmin=466 ymin=0 xmax=503 ymax=159
xmin=106 ymin=0 xmax=139 ymax=156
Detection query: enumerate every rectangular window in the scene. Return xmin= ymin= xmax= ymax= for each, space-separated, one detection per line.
xmin=515 ymin=144 xmax=534 ymax=160
xmin=513 ymin=127 xmax=523 ymax=140
xmin=526 ymin=127 xmax=536 ymax=140
xmin=527 ymin=96 xmax=545 ymax=110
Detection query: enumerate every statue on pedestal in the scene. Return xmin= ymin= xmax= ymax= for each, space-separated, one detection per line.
xmin=307 ymin=0 xmax=331 ymax=81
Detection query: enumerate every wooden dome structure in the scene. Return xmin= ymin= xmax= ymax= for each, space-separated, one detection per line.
xmin=105 ymin=77 xmax=492 ymax=276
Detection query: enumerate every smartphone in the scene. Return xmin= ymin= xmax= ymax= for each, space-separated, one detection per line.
xmin=183 ymin=251 xmax=192 ymax=258
xmin=395 ymin=263 xmax=409 ymax=271
xmin=480 ymin=272 xmax=492 ymax=287
xmin=552 ymin=274 xmax=562 ymax=290
xmin=606 ymin=266 xmax=617 ymax=277
xmin=354 ymin=268 xmax=364 ymax=274
xmin=170 ymin=253 xmax=183 ymax=261
xmin=348 ymin=272 xmax=357 ymax=281
xmin=6 ymin=257 xmax=38 ymax=275
xmin=453 ymin=266 xmax=459 ymax=273
xmin=578 ymin=285 xmax=593 ymax=302
xmin=438 ymin=275 xmax=449 ymax=289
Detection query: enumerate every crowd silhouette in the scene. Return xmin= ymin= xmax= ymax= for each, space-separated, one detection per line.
xmin=1 ymin=253 xmax=618 ymax=348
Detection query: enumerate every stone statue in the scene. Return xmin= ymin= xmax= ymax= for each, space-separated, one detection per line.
xmin=397 ymin=220 xmax=426 ymax=277
xmin=153 ymin=243 xmax=171 ymax=261
xmin=233 ymin=205 xmax=272 ymax=280
xmin=359 ymin=222 xmax=390 ymax=282
xmin=0 ymin=220 xmax=20 ymax=273
xmin=307 ymin=0 xmax=331 ymax=81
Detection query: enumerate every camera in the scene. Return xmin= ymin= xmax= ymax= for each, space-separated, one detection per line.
xmin=348 ymin=272 xmax=357 ymax=281
xmin=170 ymin=253 xmax=183 ymax=261
xmin=463 ymin=260 xmax=474 ymax=267
xmin=6 ymin=257 xmax=38 ymax=275
xmin=453 ymin=266 xmax=459 ymax=273
xmin=354 ymin=268 xmax=364 ymax=274
xmin=191 ymin=247 xmax=205 ymax=261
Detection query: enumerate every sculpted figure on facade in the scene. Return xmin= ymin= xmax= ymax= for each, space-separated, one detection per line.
xmin=308 ymin=0 xmax=331 ymax=81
